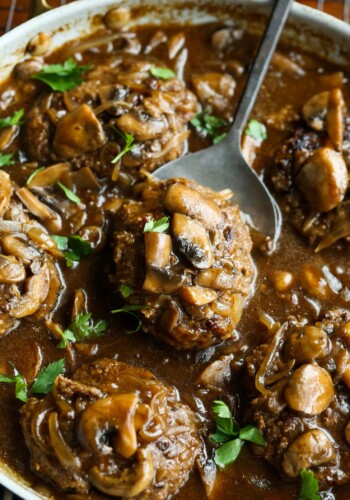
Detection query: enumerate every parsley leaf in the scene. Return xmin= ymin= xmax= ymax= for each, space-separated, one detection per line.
xmin=112 ymin=304 xmax=150 ymax=334
xmin=298 ymin=469 xmax=320 ymax=500
xmin=26 ymin=166 xmax=45 ymax=186
xmin=52 ymin=234 xmax=92 ymax=267
xmin=56 ymin=328 xmax=76 ymax=349
xmin=32 ymin=58 xmax=93 ymax=92
xmin=57 ymin=181 xmax=81 ymax=205
xmin=0 ymin=152 xmax=14 ymax=167
xmin=31 ymin=359 xmax=65 ymax=394
xmin=211 ymin=401 xmax=265 ymax=470
xmin=245 ymin=119 xmax=267 ymax=141
xmin=119 ymin=284 xmax=133 ymax=298
xmin=150 ymin=67 xmax=176 ymax=80
xmin=111 ymin=127 xmax=135 ymax=164
xmin=0 ymin=368 xmax=28 ymax=402
xmin=190 ymin=112 xmax=227 ymax=144
xmin=0 ymin=108 xmax=24 ymax=128
xmin=143 ymin=216 xmax=170 ymax=233
xmin=68 ymin=312 xmax=107 ymax=342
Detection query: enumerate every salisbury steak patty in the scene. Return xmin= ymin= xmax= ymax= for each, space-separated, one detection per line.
xmin=113 ymin=178 xmax=254 ymax=349
xmin=20 ymin=358 xmax=202 ymax=498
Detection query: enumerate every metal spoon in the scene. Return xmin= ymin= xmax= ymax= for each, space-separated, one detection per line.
xmin=155 ymin=0 xmax=293 ymax=248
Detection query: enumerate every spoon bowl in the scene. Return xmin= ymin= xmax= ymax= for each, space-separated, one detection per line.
xmin=155 ymin=0 xmax=293 ymax=249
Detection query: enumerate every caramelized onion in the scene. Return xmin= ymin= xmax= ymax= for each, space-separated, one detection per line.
xmin=48 ymin=412 xmax=81 ymax=471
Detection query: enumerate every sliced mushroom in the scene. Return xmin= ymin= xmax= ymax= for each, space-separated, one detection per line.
xmin=165 ymin=183 xmax=222 ymax=230
xmin=0 ymin=125 xmax=18 ymax=151
xmin=16 ymin=187 xmax=62 ymax=233
xmin=272 ymin=52 xmax=305 ymax=76
xmin=27 ymin=32 xmax=52 ymax=57
xmin=14 ymin=59 xmax=43 ymax=81
xmin=179 ymin=286 xmax=218 ymax=306
xmin=296 ymin=147 xmax=348 ymax=212
xmin=72 ymin=289 xmax=87 ymax=321
xmin=211 ymin=27 xmax=237 ymax=51
xmin=172 ymin=213 xmax=213 ymax=269
xmin=0 ymin=255 xmax=26 ymax=284
xmin=143 ymin=266 xmax=186 ymax=294
xmin=284 ymin=326 xmax=330 ymax=364
xmin=284 ymin=363 xmax=334 ymax=415
xmin=326 ymin=88 xmax=345 ymax=151
xmin=27 ymin=163 xmax=70 ymax=188
xmin=116 ymin=110 xmax=166 ymax=141
xmin=89 ymin=448 xmax=154 ymax=498
xmin=79 ymin=394 xmax=140 ymax=457
xmin=282 ymin=429 xmax=335 ymax=477
xmin=144 ymin=232 xmax=172 ymax=268
xmin=9 ymin=261 xmax=50 ymax=318
xmin=0 ymin=170 xmax=12 ymax=218
xmin=1 ymin=235 xmax=40 ymax=265
xmin=302 ymin=91 xmax=329 ymax=131
xmin=211 ymin=293 xmax=244 ymax=323
xmin=53 ymin=104 xmax=106 ymax=158
xmin=196 ymin=355 xmax=231 ymax=387
xmin=62 ymin=167 xmax=101 ymax=191
xmin=104 ymin=6 xmax=131 ymax=30
xmin=195 ymin=268 xmax=236 ymax=290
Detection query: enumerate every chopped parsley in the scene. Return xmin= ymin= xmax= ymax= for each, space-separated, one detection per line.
xmin=245 ymin=119 xmax=267 ymax=141
xmin=0 ymin=152 xmax=14 ymax=167
xmin=190 ymin=112 xmax=228 ymax=144
xmin=52 ymin=234 xmax=92 ymax=267
xmin=119 ymin=284 xmax=133 ymax=298
xmin=32 ymin=58 xmax=93 ymax=92
xmin=298 ymin=469 xmax=320 ymax=500
xmin=56 ymin=312 xmax=107 ymax=349
xmin=0 ymin=359 xmax=65 ymax=402
xmin=112 ymin=304 xmax=150 ymax=334
xmin=143 ymin=216 xmax=170 ymax=233
xmin=26 ymin=166 xmax=45 ymax=186
xmin=150 ymin=67 xmax=176 ymax=80
xmin=111 ymin=127 xmax=135 ymax=164
xmin=57 ymin=181 xmax=81 ymax=205
xmin=0 ymin=108 xmax=24 ymax=128
xmin=211 ymin=400 xmax=265 ymax=470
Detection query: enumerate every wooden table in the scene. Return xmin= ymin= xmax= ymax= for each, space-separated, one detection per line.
xmin=0 ymin=0 xmax=349 ymax=35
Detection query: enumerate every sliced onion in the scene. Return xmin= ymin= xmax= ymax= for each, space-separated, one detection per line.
xmin=316 ymin=218 xmax=350 ymax=252
xmin=264 ymin=358 xmax=295 ymax=385
xmin=48 ymin=412 xmax=81 ymax=471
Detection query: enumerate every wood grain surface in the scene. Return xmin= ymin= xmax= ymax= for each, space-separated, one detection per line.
xmin=0 ymin=0 xmax=349 ymax=36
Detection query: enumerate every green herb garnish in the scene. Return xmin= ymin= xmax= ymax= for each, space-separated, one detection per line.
xmin=0 ymin=109 xmax=24 ymax=128
xmin=0 ymin=152 xmax=14 ymax=167
xmin=26 ymin=166 xmax=45 ymax=186
xmin=112 ymin=304 xmax=150 ymax=334
xmin=56 ymin=312 xmax=106 ymax=349
xmin=111 ymin=127 xmax=135 ymax=164
xmin=0 ymin=359 xmax=65 ymax=402
xmin=143 ymin=216 xmax=170 ymax=233
xmin=32 ymin=58 xmax=93 ymax=92
xmin=150 ymin=67 xmax=176 ymax=80
xmin=245 ymin=119 xmax=267 ymax=141
xmin=298 ymin=469 xmax=320 ymax=500
xmin=31 ymin=359 xmax=65 ymax=394
xmin=57 ymin=181 xmax=81 ymax=205
xmin=52 ymin=234 xmax=92 ymax=267
xmin=190 ymin=112 xmax=227 ymax=144
xmin=119 ymin=284 xmax=133 ymax=298
xmin=211 ymin=400 xmax=265 ymax=470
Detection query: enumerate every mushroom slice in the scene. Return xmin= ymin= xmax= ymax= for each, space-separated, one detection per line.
xmin=179 ymin=286 xmax=218 ymax=306
xmin=0 ymin=170 xmax=12 ymax=218
xmin=326 ymin=88 xmax=345 ymax=151
xmin=144 ymin=232 xmax=172 ymax=268
xmin=0 ymin=125 xmax=18 ymax=151
xmin=282 ymin=429 xmax=335 ymax=478
xmin=33 ymin=261 xmax=62 ymax=320
xmin=143 ymin=266 xmax=186 ymax=294
xmin=79 ymin=394 xmax=140 ymax=458
xmin=0 ymin=235 xmax=40 ymax=265
xmin=296 ymin=147 xmax=348 ymax=212
xmin=9 ymin=261 xmax=50 ymax=318
xmin=196 ymin=355 xmax=231 ymax=387
xmin=53 ymin=104 xmax=106 ymax=158
xmin=172 ymin=213 xmax=213 ymax=269
xmin=284 ymin=363 xmax=334 ymax=415
xmin=195 ymin=268 xmax=236 ymax=290
xmin=62 ymin=167 xmax=101 ymax=191
xmin=89 ymin=448 xmax=154 ymax=498
xmin=284 ymin=326 xmax=330 ymax=364
xmin=165 ymin=183 xmax=222 ymax=230
xmin=116 ymin=110 xmax=166 ymax=141
xmin=72 ymin=289 xmax=88 ymax=321
xmin=27 ymin=163 xmax=70 ymax=189
xmin=16 ymin=187 xmax=62 ymax=233
xmin=0 ymin=255 xmax=26 ymax=284
xmin=302 ymin=91 xmax=329 ymax=131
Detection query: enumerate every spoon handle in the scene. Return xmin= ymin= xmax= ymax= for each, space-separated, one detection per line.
xmin=228 ymin=0 xmax=293 ymax=145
